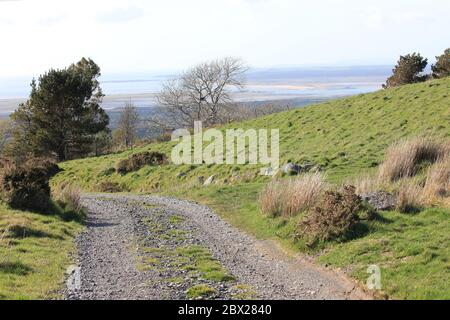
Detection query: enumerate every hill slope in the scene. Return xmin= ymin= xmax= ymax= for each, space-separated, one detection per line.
xmin=53 ymin=77 xmax=450 ymax=300
xmin=55 ymin=77 xmax=449 ymax=190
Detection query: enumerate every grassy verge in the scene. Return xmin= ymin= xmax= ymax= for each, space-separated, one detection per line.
xmin=0 ymin=204 xmax=83 ymax=300
xmin=167 ymin=183 xmax=450 ymax=300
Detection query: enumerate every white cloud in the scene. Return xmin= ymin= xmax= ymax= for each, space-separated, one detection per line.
xmin=96 ymin=5 xmax=145 ymax=24
xmin=0 ymin=0 xmax=449 ymax=77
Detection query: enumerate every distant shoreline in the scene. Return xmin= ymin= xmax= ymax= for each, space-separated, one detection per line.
xmin=0 ymin=65 xmax=389 ymax=117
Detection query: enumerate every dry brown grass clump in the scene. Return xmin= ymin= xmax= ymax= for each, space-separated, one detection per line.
xmin=97 ymin=181 xmax=127 ymax=193
xmin=259 ymin=172 xmax=327 ymax=217
xmin=296 ymin=186 xmax=362 ymax=245
xmin=53 ymin=183 xmax=83 ymax=212
xmin=378 ymin=137 xmax=448 ymax=182
xmin=116 ymin=151 xmax=167 ymax=175
xmin=259 ymin=179 xmax=285 ymax=217
xmin=395 ymin=181 xmax=424 ymax=213
xmin=422 ymin=159 xmax=450 ymax=206
xmin=350 ymin=175 xmax=381 ymax=195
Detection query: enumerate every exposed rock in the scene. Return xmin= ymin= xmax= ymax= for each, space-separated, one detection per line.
xmin=204 ymin=175 xmax=216 ymax=186
xmin=176 ymin=172 xmax=187 ymax=178
xmin=261 ymin=167 xmax=276 ymax=176
xmin=360 ymin=192 xmax=396 ymax=211
xmin=282 ymin=163 xmax=301 ymax=175
xmin=230 ymin=173 xmax=241 ymax=183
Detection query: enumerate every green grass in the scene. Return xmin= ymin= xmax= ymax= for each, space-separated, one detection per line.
xmin=186 ymin=284 xmax=217 ymax=299
xmin=53 ymin=77 xmax=450 ymax=299
xmin=230 ymin=284 xmax=258 ymax=300
xmin=53 ymin=77 xmax=450 ymax=191
xmin=176 ymin=245 xmax=235 ymax=282
xmin=319 ymin=208 xmax=450 ymax=300
xmin=0 ymin=204 xmax=82 ymax=300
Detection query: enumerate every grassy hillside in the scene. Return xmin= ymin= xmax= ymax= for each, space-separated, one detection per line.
xmin=53 ymin=77 xmax=450 ymax=299
xmin=0 ymin=205 xmax=82 ymax=299
xmin=54 ymin=78 xmax=449 ymax=191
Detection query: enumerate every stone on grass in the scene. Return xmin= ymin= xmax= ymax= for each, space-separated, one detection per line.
xmin=360 ymin=191 xmax=396 ymax=211
xmin=204 ymin=175 xmax=216 ymax=186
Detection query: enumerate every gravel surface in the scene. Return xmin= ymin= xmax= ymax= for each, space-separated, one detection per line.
xmin=66 ymin=194 xmax=370 ymax=300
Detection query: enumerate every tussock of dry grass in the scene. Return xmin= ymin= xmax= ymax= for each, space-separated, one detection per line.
xmin=363 ymin=136 xmax=450 ymax=211
xmin=395 ymin=181 xmax=424 ymax=213
xmin=423 ymin=159 xmax=450 ymax=206
xmin=378 ymin=137 xmax=448 ymax=182
xmin=53 ymin=183 xmax=83 ymax=212
xmin=259 ymin=172 xmax=327 ymax=217
xmin=350 ymin=175 xmax=381 ymax=195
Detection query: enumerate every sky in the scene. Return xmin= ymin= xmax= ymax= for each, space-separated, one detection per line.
xmin=0 ymin=0 xmax=449 ymax=78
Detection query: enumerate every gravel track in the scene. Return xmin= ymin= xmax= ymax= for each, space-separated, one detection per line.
xmin=66 ymin=194 xmax=369 ymax=300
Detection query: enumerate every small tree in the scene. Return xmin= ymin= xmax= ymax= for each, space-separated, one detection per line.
xmin=383 ymin=53 xmax=428 ymax=89
xmin=432 ymin=48 xmax=450 ymax=79
xmin=92 ymin=130 xmax=112 ymax=156
xmin=0 ymin=119 xmax=12 ymax=155
xmin=116 ymin=102 xmax=139 ymax=149
xmin=6 ymin=101 xmax=35 ymax=163
xmin=9 ymin=58 xmax=109 ymax=161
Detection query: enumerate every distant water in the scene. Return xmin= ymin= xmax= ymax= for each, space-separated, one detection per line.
xmin=0 ymin=65 xmax=390 ymax=115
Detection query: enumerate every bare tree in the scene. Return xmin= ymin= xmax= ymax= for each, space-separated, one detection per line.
xmin=115 ymin=102 xmax=139 ymax=149
xmin=155 ymin=57 xmax=248 ymax=129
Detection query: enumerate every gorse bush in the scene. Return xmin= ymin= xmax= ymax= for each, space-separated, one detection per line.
xmin=296 ymin=186 xmax=362 ymax=245
xmin=116 ymin=151 xmax=167 ymax=175
xmin=0 ymin=159 xmax=60 ymax=212
xmin=378 ymin=137 xmax=448 ymax=182
xmin=259 ymin=173 xmax=327 ymax=217
xmin=28 ymin=157 xmax=62 ymax=178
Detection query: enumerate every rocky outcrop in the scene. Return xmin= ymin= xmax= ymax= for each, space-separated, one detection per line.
xmin=360 ymin=192 xmax=396 ymax=211
xmin=282 ymin=163 xmax=301 ymax=175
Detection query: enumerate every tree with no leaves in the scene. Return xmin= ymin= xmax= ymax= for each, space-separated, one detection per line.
xmin=383 ymin=53 xmax=428 ymax=89
xmin=115 ymin=102 xmax=140 ymax=150
xmin=155 ymin=57 xmax=248 ymax=129
xmin=432 ymin=48 xmax=450 ymax=79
